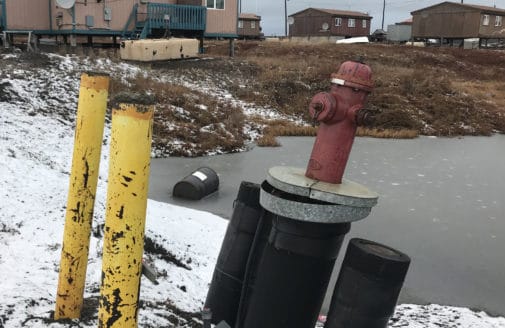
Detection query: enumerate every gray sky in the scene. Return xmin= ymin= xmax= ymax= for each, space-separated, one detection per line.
xmin=240 ymin=0 xmax=505 ymax=36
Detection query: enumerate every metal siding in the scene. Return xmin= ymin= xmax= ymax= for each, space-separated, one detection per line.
xmin=6 ymin=0 xmax=50 ymax=30
xmin=206 ymin=0 xmax=237 ymax=35
xmin=387 ymin=24 xmax=412 ymax=41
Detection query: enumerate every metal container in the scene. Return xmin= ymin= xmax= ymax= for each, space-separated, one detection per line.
xmin=172 ymin=167 xmax=219 ymax=200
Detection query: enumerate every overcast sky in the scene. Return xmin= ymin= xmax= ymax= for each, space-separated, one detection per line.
xmin=240 ymin=0 xmax=505 ymax=36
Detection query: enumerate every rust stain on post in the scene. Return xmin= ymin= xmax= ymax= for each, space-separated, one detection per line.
xmin=99 ymin=102 xmax=154 ymax=327
xmin=55 ymin=72 xmax=109 ymax=319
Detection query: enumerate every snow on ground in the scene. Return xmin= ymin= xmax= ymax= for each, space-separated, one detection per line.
xmin=1 ymin=50 xmax=505 ymax=327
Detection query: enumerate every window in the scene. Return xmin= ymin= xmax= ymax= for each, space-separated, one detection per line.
xmin=362 ymin=19 xmax=367 ymax=28
xmin=348 ymin=18 xmax=356 ymax=27
xmin=335 ymin=17 xmax=342 ymax=26
xmin=251 ymin=21 xmax=256 ymax=28
xmin=207 ymin=0 xmax=224 ymax=10
xmin=482 ymin=14 xmax=490 ymax=26
xmin=238 ymin=20 xmax=243 ymax=28
xmin=495 ymin=16 xmax=503 ymax=26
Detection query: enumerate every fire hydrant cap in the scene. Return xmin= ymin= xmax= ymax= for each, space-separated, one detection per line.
xmin=331 ymin=60 xmax=374 ymax=93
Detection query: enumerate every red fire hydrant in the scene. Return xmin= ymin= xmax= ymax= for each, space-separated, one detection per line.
xmin=305 ymin=60 xmax=374 ymax=184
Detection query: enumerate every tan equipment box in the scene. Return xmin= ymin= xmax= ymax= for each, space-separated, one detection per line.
xmin=120 ymin=38 xmax=199 ymax=62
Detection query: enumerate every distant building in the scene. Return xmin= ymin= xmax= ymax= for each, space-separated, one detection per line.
xmin=0 ymin=0 xmax=238 ymax=45
xmin=387 ymin=18 xmax=412 ymax=42
xmin=238 ymin=13 xmax=262 ymax=39
xmin=411 ymin=1 xmax=505 ymax=46
xmin=288 ymin=8 xmax=372 ymax=38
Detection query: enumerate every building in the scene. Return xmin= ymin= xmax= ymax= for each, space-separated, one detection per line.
xmin=387 ymin=18 xmax=412 ymax=42
xmin=288 ymin=8 xmax=372 ymax=38
xmin=0 ymin=0 xmax=238 ymax=45
xmin=411 ymin=1 xmax=505 ymax=46
xmin=237 ymin=13 xmax=261 ymax=39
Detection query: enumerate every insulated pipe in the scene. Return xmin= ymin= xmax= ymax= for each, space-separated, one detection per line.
xmin=55 ymin=72 xmax=109 ymax=320
xmin=98 ymin=101 xmax=154 ymax=328
xmin=239 ymin=182 xmax=351 ymax=328
xmin=324 ymin=238 xmax=411 ymax=328
xmin=205 ymin=181 xmax=263 ymax=326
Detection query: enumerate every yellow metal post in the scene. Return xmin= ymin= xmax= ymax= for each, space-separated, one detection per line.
xmin=98 ymin=102 xmax=154 ymax=327
xmin=55 ymin=72 xmax=110 ymax=319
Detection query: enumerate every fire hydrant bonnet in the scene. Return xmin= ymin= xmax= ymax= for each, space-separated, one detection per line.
xmin=330 ymin=60 xmax=374 ymax=93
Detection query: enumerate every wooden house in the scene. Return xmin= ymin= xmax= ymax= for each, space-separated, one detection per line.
xmin=288 ymin=8 xmax=372 ymax=38
xmin=0 ymin=0 xmax=238 ymax=45
xmin=237 ymin=13 xmax=261 ymax=39
xmin=411 ymin=2 xmax=505 ymax=45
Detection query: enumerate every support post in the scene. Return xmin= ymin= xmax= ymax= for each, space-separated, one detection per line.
xmin=229 ymin=38 xmax=235 ymax=57
xmin=98 ymin=100 xmax=154 ymax=328
xmin=55 ymin=72 xmax=110 ymax=320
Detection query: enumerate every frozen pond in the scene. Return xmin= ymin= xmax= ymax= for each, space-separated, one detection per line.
xmin=149 ymin=135 xmax=505 ymax=316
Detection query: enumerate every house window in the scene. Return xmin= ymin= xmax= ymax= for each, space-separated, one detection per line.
xmin=238 ymin=20 xmax=243 ymax=28
xmin=207 ymin=0 xmax=224 ymax=10
xmin=251 ymin=21 xmax=256 ymax=28
xmin=362 ymin=19 xmax=367 ymax=28
xmin=335 ymin=17 xmax=342 ymax=26
xmin=348 ymin=18 xmax=356 ymax=27
xmin=482 ymin=14 xmax=490 ymax=26
xmin=495 ymin=16 xmax=503 ymax=26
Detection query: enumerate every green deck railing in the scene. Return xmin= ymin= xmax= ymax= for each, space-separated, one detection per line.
xmin=141 ymin=3 xmax=206 ymax=39
xmin=0 ymin=0 xmax=6 ymax=30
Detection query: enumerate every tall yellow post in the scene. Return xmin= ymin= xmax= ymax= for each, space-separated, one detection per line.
xmin=98 ymin=102 xmax=154 ymax=328
xmin=55 ymin=72 xmax=110 ymax=319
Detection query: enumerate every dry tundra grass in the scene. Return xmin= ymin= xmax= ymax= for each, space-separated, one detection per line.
xmin=207 ymin=41 xmax=505 ymax=137
xmin=111 ymin=41 xmax=505 ymax=155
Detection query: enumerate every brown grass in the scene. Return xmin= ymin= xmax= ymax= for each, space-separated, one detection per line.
xmin=110 ymin=74 xmax=247 ymax=157
xmin=206 ymin=40 xmax=505 ymax=137
xmin=256 ymin=134 xmax=281 ymax=147
xmin=356 ymin=128 xmax=419 ymax=139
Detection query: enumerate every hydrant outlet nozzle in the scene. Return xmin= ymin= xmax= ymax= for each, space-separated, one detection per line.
xmin=309 ymin=92 xmax=337 ymax=124
xmin=355 ymin=108 xmax=375 ymax=127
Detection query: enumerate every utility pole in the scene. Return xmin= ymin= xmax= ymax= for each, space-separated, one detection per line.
xmin=381 ymin=0 xmax=386 ymax=30
xmin=285 ymin=0 xmax=288 ymax=36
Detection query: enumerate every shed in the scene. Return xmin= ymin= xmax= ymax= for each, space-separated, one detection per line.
xmin=288 ymin=8 xmax=372 ymax=38
xmin=411 ymin=1 xmax=505 ymax=45
xmin=387 ymin=18 xmax=412 ymax=42
xmin=238 ymin=13 xmax=262 ymax=39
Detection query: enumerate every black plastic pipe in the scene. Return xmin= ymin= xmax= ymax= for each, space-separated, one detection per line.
xmin=324 ymin=238 xmax=411 ymax=328
xmin=204 ymin=181 xmax=263 ymax=326
xmin=238 ymin=182 xmax=351 ymax=328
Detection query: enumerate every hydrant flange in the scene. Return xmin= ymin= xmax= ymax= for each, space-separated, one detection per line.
xmin=267 ymin=166 xmax=378 ymax=208
xmin=259 ymin=166 xmax=378 ymax=224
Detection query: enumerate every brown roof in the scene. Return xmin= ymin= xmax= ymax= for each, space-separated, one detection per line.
xmin=239 ymin=13 xmax=261 ymax=20
xmin=290 ymin=8 xmax=371 ymax=18
xmin=396 ymin=17 xmax=413 ymax=25
xmin=412 ymin=2 xmax=505 ymax=15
